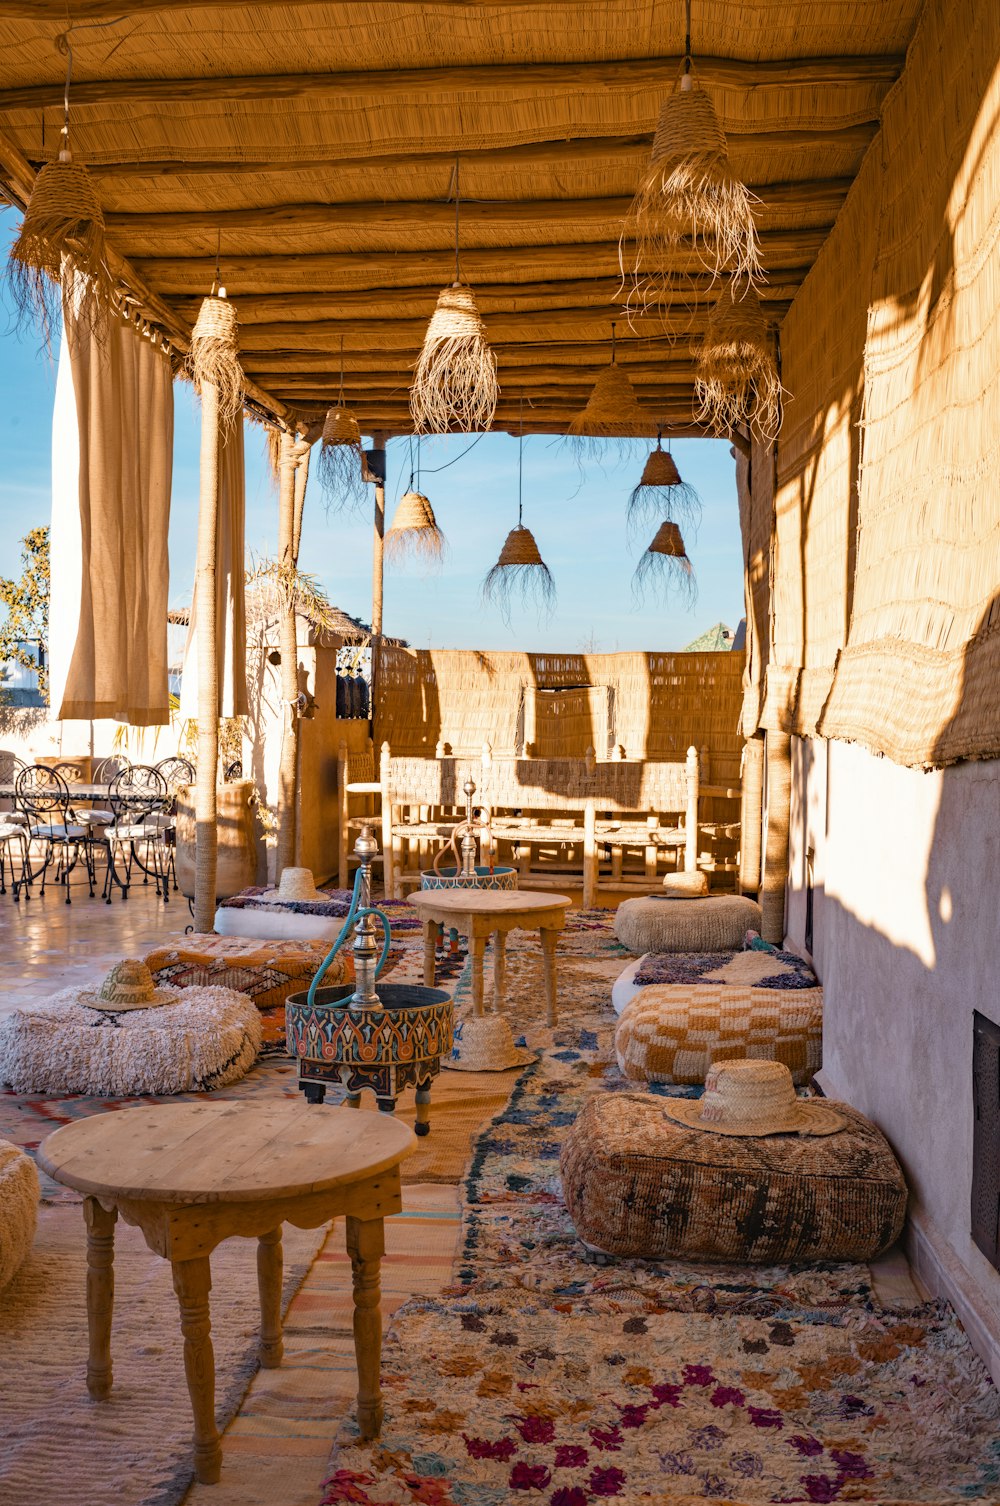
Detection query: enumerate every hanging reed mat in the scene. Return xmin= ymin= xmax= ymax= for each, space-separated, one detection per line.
xmin=318 ymin=337 xmax=365 ymax=509
xmin=628 ymin=438 xmax=702 ymax=536
xmin=187 ymin=291 xmax=244 ymax=423
xmin=694 ymin=284 xmax=782 ymax=440
xmin=633 ymin=518 xmax=697 ymax=606
xmin=482 ymin=424 xmax=554 ymax=622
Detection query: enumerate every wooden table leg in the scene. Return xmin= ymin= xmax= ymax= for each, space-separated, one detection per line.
xmin=492 ymin=929 xmax=507 ymax=1015
xmin=346 ymin=1215 xmax=385 ymax=1440
xmin=469 ymin=934 xmax=486 ymax=1017
xmin=84 ymin=1197 xmax=117 ymax=1400
xmin=422 ymin=921 xmax=437 ymax=987
xmin=172 ymin=1256 xmax=222 ymax=1484
xmin=257 ymin=1227 xmax=284 ymax=1369
xmin=541 ymin=928 xmax=559 ymax=1026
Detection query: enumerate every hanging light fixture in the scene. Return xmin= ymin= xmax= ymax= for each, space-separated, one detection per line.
xmin=627 ymin=432 xmax=702 ymax=537
xmin=385 ymin=436 xmax=447 ymax=568
xmin=483 ymin=413 xmax=555 ymax=622
xmin=621 ymin=0 xmax=761 ymax=314
xmin=317 ymin=336 xmax=365 ymax=509
xmin=186 ymin=237 xmax=244 ymax=425
xmin=8 ymin=26 xmax=116 ymax=340
xmin=694 ymin=282 xmax=783 ymax=441
xmin=410 ymin=159 xmax=499 ymax=434
xmin=633 ymin=519 xmax=697 ymax=607
xmin=567 ymin=323 xmax=655 ymax=456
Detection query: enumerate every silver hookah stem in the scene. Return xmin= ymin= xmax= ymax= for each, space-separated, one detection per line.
xmin=351 ymin=824 xmax=382 ymax=1007
xmin=461 ymin=778 xmax=477 ymax=877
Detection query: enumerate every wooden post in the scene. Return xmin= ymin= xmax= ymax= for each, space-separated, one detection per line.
xmin=761 ymin=730 xmax=792 ymax=944
xmin=684 ymin=744 xmax=700 ymax=874
xmin=275 ymin=429 xmax=300 ymax=879
xmin=739 ymin=734 xmax=764 ymax=894
xmin=338 ymin=738 xmax=350 ymax=889
xmin=193 ymin=381 xmax=221 ymax=933
xmin=582 ymin=798 xmax=597 ymax=909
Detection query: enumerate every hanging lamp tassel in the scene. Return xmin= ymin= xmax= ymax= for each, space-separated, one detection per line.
xmin=410 ymin=283 xmax=499 ymax=433
xmin=694 ymin=284 xmax=783 ymax=441
xmin=633 ymin=519 xmax=697 ymax=606
xmin=385 ymin=488 xmax=447 ymax=567
xmin=482 ymin=524 xmax=556 ymax=621
xmin=317 ymin=406 xmax=365 ymax=510
xmin=8 ymin=150 xmax=115 ymax=341
xmin=627 ymin=440 xmax=702 ymax=537
xmin=188 ymin=290 xmax=244 ymax=425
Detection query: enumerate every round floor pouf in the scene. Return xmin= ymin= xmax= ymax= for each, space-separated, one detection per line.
xmin=0 ymin=987 xmax=263 ymax=1097
xmin=614 ymin=894 xmax=763 ymax=955
xmin=0 ymin=1139 xmax=39 ymax=1289
xmin=560 ymin=1093 xmax=907 ymax=1263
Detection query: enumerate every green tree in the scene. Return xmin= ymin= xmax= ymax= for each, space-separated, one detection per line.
xmin=0 ymin=527 xmax=49 ymax=701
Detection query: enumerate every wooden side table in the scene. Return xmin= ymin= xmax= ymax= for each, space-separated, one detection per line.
xmin=408 ymin=888 xmax=571 ymax=1025
xmin=38 ymin=1102 xmax=415 ymax=1485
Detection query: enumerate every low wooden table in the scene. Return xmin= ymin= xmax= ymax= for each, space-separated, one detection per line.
xmin=408 ymin=888 xmax=571 ymax=1025
xmin=38 ymin=1101 xmax=415 ymax=1485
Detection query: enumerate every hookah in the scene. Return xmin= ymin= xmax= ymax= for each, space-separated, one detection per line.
xmin=430 ymin=778 xmax=494 ymax=881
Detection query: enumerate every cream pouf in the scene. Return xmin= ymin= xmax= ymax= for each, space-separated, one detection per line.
xmin=0 ymin=972 xmax=263 ymax=1097
xmin=560 ymin=1091 xmax=907 ymax=1263
xmin=614 ymin=894 xmax=763 ymax=955
xmin=0 ymin=1139 xmax=39 ymax=1289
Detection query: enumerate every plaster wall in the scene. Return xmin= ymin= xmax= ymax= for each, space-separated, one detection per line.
xmin=788 ymin=735 xmax=1000 ymax=1369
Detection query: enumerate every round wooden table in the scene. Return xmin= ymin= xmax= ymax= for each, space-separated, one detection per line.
xmin=38 ymin=1101 xmax=415 ymax=1484
xmin=408 ymin=888 xmax=571 ymax=1025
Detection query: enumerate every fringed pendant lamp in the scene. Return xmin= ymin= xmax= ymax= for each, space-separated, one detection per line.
xmin=318 ymin=337 xmax=366 ymax=509
xmin=410 ymin=159 xmax=499 ymax=434
xmin=622 ymin=0 xmax=761 ymax=310
xmin=633 ymin=519 xmax=697 ymax=607
xmin=694 ymin=282 xmax=783 ymax=440
xmin=385 ymin=437 xmax=447 ymax=569
xmin=567 ymin=324 xmax=654 ymax=456
xmin=187 ymin=280 xmax=244 ymax=425
xmin=627 ymin=432 xmax=702 ymax=537
xmin=8 ymin=27 xmax=115 ymax=340
xmin=483 ymin=419 xmax=555 ymax=622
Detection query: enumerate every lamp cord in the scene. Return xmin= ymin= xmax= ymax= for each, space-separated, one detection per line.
xmin=684 ymin=0 xmax=692 ymax=74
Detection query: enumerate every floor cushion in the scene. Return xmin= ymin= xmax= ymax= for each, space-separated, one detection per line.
xmin=611 ymin=955 xmax=648 ymax=1016
xmin=144 ymin=933 xmax=347 ymax=1053
xmin=214 ymin=885 xmax=354 ymax=942
xmin=614 ymin=894 xmax=763 ymax=955
xmin=560 ymin=1092 xmax=907 ymax=1263
xmin=614 ymin=950 xmax=823 ymax=1086
xmin=0 ymin=987 xmax=263 ymax=1096
xmin=0 ymin=1139 xmax=38 ymax=1289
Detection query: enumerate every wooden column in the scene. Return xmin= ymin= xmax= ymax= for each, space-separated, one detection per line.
xmin=275 ymin=429 xmax=300 ymax=879
xmin=684 ymin=744 xmax=700 ymax=874
xmin=193 ymin=381 xmax=221 ymax=933
xmin=761 ymin=730 xmax=792 ymax=944
xmin=369 ymin=432 xmax=387 ymax=637
xmin=739 ymin=734 xmax=765 ymax=894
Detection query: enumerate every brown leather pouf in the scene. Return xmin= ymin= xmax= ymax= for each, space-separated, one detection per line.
xmin=559 ymin=1092 xmax=907 ymax=1264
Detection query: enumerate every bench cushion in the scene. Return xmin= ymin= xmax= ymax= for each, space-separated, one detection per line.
xmin=614 ymin=894 xmax=763 ymax=954
xmin=560 ymin=1092 xmax=907 ymax=1263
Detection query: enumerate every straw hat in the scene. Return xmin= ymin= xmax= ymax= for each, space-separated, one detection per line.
xmin=442 ymin=1014 xmax=534 ymax=1073
xmin=261 ymin=867 xmax=328 ymax=904
xmin=79 ymin=959 xmax=176 ymax=1013
xmin=662 ymin=1059 xmax=845 ymax=1137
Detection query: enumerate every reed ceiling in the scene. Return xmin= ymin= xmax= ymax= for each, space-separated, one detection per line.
xmin=0 ymin=0 xmax=925 ymax=435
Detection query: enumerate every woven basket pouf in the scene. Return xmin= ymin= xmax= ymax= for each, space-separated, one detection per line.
xmin=560 ymin=1092 xmax=907 ymax=1263
xmin=614 ymin=894 xmax=762 ymax=954
xmin=0 ymin=1139 xmax=39 ymax=1289
xmin=661 ymin=870 xmax=709 ymax=897
xmin=614 ymin=982 xmax=823 ymax=1086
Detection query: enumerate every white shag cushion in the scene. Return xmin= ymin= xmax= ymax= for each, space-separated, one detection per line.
xmin=213 ymin=905 xmax=347 ymax=943
xmin=611 ymin=956 xmax=648 ymax=1016
xmin=0 ymin=1139 xmax=39 ymax=1289
xmin=614 ymin=895 xmax=763 ymax=955
xmin=0 ymin=986 xmax=262 ymax=1097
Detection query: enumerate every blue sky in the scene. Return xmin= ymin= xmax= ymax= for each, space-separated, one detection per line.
xmin=0 ymin=210 xmax=744 ymax=653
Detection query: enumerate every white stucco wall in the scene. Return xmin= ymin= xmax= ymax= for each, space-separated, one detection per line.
xmin=787 ymin=736 xmax=1000 ymax=1370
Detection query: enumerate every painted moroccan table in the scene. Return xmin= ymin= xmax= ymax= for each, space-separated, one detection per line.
xmin=408 ymin=888 xmax=571 ymax=1025
xmin=38 ymin=1102 xmax=415 ymax=1484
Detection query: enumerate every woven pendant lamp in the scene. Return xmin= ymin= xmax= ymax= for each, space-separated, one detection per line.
xmin=621 ymin=0 xmax=760 ymax=311
xmin=567 ymin=324 xmax=655 ymax=456
xmin=187 ymin=286 xmax=244 ymax=425
xmin=8 ymin=31 xmax=114 ymax=339
xmin=317 ymin=337 xmax=366 ymax=509
xmin=482 ymin=424 xmax=555 ymax=622
xmin=627 ymin=436 xmax=702 ymax=537
xmin=410 ymin=160 xmax=499 ymax=434
xmin=694 ymin=283 xmax=782 ymax=440
xmin=385 ymin=437 xmax=447 ymax=568
xmin=633 ymin=519 xmax=697 ymax=607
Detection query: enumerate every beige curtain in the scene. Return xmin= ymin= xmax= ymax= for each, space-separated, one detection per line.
xmin=49 ymin=306 xmax=174 ymax=725
xmin=179 ymin=413 xmax=248 ymax=720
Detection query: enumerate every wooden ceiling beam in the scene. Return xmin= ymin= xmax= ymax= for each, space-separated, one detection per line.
xmin=0 ymin=56 xmax=902 ymax=116
xmin=60 ymin=123 xmax=879 ymax=180
xmin=263 ymin=364 xmax=699 ymax=385
xmin=241 ymin=339 xmax=739 ymax=370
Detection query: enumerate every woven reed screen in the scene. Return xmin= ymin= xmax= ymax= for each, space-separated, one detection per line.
xmin=374 ymin=646 xmax=744 ymax=782
xmin=756 ymin=0 xmax=1000 ymax=766
xmin=735 ymin=440 xmax=773 ymax=736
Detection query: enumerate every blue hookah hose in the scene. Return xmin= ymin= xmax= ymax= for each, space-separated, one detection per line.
xmin=305 ymin=867 xmax=391 ymax=1009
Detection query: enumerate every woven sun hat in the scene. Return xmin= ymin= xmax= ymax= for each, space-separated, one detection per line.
xmin=79 ymin=959 xmax=177 ymax=1013
xmin=662 ymin=1059 xmax=846 ymax=1137
xmin=442 ymin=1014 xmax=535 ymax=1073
xmin=261 ymin=867 xmax=328 ymax=903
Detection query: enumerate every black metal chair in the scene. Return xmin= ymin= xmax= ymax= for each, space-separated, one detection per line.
xmin=14 ymin=765 xmax=94 ymax=903
xmin=155 ymin=755 xmax=196 ymax=793
xmin=102 ymin=765 xmax=173 ymax=903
